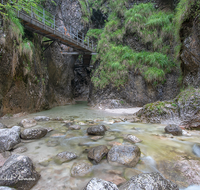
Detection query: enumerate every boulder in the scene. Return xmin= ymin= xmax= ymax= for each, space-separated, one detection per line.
xmin=123 ymin=134 xmax=142 ymax=143
xmin=192 ymin=144 xmax=200 ymax=157
xmin=54 ymin=152 xmax=77 ymax=164
xmin=119 ymin=172 xmax=179 ymax=190
xmin=83 ymin=178 xmax=119 ymax=190
xmin=68 ymin=125 xmax=81 ymax=130
xmin=165 ymin=124 xmax=182 ymax=136
xmin=0 ymin=126 xmax=21 ymax=153
xmin=19 ymin=119 xmax=37 ymax=128
xmin=0 ymin=154 xmax=40 ymax=190
xmin=0 ymin=123 xmax=7 ymax=129
xmin=71 ymin=161 xmax=93 ymax=177
xmin=88 ymin=145 xmax=109 ymax=164
xmin=107 ymin=145 xmax=141 ymax=167
xmin=87 ymin=125 xmax=107 ymax=136
xmin=21 ymin=128 xmax=47 ymax=140
xmin=33 ymin=116 xmax=50 ymax=121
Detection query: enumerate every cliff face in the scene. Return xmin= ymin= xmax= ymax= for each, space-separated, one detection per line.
xmin=0 ymin=0 xmax=86 ymax=116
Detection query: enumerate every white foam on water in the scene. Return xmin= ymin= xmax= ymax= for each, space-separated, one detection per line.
xmin=181 ymin=185 xmax=200 ymax=190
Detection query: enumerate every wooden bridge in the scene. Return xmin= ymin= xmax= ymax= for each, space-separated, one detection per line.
xmin=4 ymin=2 xmax=96 ymax=66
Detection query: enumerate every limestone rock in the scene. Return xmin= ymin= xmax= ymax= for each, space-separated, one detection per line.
xmin=87 ymin=125 xmax=107 ymax=136
xmin=83 ymin=178 xmax=119 ymax=190
xmin=123 ymin=134 xmax=142 ymax=143
xmin=71 ymin=161 xmax=93 ymax=177
xmin=165 ymin=124 xmax=182 ymax=136
xmin=119 ymin=172 xmax=179 ymax=190
xmin=88 ymin=145 xmax=109 ymax=164
xmin=68 ymin=125 xmax=81 ymax=130
xmin=54 ymin=152 xmax=77 ymax=164
xmin=0 ymin=154 xmax=40 ymax=190
xmin=107 ymin=145 xmax=141 ymax=167
xmin=19 ymin=119 xmax=37 ymax=128
xmin=33 ymin=116 xmax=50 ymax=121
xmin=21 ymin=128 xmax=47 ymax=140
xmin=0 ymin=126 xmax=21 ymax=153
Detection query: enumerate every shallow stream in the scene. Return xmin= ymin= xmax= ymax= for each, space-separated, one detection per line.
xmin=1 ymin=101 xmax=200 ymax=190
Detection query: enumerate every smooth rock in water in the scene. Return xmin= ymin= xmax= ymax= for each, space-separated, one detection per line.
xmin=0 ymin=126 xmax=21 ymax=153
xmin=91 ymin=136 xmax=103 ymax=141
xmin=19 ymin=119 xmax=37 ymax=128
xmin=0 ymin=154 xmax=40 ymax=190
xmin=46 ymin=139 xmax=60 ymax=147
xmin=119 ymin=172 xmax=179 ymax=190
xmin=83 ymin=178 xmax=119 ymax=190
xmin=12 ymin=147 xmax=27 ymax=154
xmin=87 ymin=125 xmax=107 ymax=136
xmin=54 ymin=152 xmax=77 ymax=164
xmin=71 ymin=161 xmax=93 ymax=177
xmin=33 ymin=116 xmax=50 ymax=121
xmin=88 ymin=145 xmax=109 ymax=164
xmin=0 ymin=123 xmax=7 ymax=129
xmin=68 ymin=125 xmax=81 ymax=130
xmin=0 ymin=187 xmax=16 ymax=190
xmin=123 ymin=134 xmax=142 ymax=143
xmin=165 ymin=124 xmax=182 ymax=136
xmin=21 ymin=128 xmax=47 ymax=140
xmin=193 ymin=144 xmax=200 ymax=157
xmin=107 ymin=145 xmax=141 ymax=167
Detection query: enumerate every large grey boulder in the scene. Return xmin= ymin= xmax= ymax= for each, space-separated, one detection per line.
xmin=165 ymin=124 xmax=182 ymax=136
xmin=54 ymin=152 xmax=77 ymax=164
xmin=33 ymin=116 xmax=50 ymax=121
xmin=71 ymin=161 xmax=93 ymax=177
xmin=119 ymin=172 xmax=179 ymax=190
xmin=107 ymin=145 xmax=141 ymax=167
xmin=0 ymin=123 xmax=7 ymax=129
xmin=83 ymin=178 xmax=119 ymax=190
xmin=0 ymin=154 xmax=40 ymax=190
xmin=87 ymin=125 xmax=107 ymax=136
xmin=21 ymin=128 xmax=47 ymax=140
xmin=0 ymin=126 xmax=21 ymax=153
xmin=88 ymin=145 xmax=109 ymax=164
xmin=19 ymin=119 xmax=37 ymax=128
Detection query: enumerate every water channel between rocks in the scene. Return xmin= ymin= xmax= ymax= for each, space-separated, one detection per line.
xmin=1 ymin=101 xmax=200 ymax=190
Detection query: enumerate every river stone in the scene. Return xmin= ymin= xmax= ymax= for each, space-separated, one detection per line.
xmin=21 ymin=128 xmax=47 ymax=140
xmin=88 ymin=145 xmax=109 ymax=164
xmin=0 ymin=187 xmax=16 ymax=190
xmin=165 ymin=124 xmax=182 ymax=136
xmin=87 ymin=125 xmax=107 ymax=136
xmin=54 ymin=152 xmax=77 ymax=164
xmin=0 ymin=154 xmax=40 ymax=190
xmin=12 ymin=147 xmax=27 ymax=154
xmin=0 ymin=126 xmax=21 ymax=153
xmin=33 ymin=116 xmax=50 ymax=121
xmin=0 ymin=123 xmax=7 ymax=129
xmin=19 ymin=119 xmax=37 ymax=128
xmin=107 ymin=145 xmax=141 ymax=167
xmin=91 ymin=136 xmax=103 ymax=141
xmin=83 ymin=178 xmax=119 ymax=190
xmin=192 ymin=144 xmax=200 ymax=157
xmin=68 ymin=125 xmax=81 ymax=130
xmin=119 ymin=172 xmax=179 ymax=190
xmin=71 ymin=161 xmax=93 ymax=177
xmin=123 ymin=134 xmax=142 ymax=143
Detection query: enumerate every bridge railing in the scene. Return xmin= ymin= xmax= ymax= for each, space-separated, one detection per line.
xmin=1 ymin=1 xmax=95 ymax=51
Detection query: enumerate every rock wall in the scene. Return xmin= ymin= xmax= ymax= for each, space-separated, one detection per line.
xmin=0 ymin=0 xmax=87 ymax=116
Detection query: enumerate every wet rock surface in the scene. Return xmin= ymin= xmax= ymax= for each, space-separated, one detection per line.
xmin=107 ymin=145 xmax=141 ymax=167
xmin=0 ymin=154 xmax=40 ymax=190
xmin=165 ymin=124 xmax=182 ymax=136
xmin=33 ymin=116 xmax=50 ymax=122
xmin=119 ymin=172 xmax=179 ymax=190
xmin=83 ymin=178 xmax=119 ymax=190
xmin=21 ymin=128 xmax=48 ymax=140
xmin=0 ymin=126 xmax=21 ymax=153
xmin=123 ymin=134 xmax=142 ymax=143
xmin=68 ymin=125 xmax=81 ymax=130
xmin=87 ymin=125 xmax=107 ymax=136
xmin=19 ymin=119 xmax=37 ymax=128
xmin=71 ymin=161 xmax=93 ymax=177
xmin=88 ymin=145 xmax=109 ymax=164
xmin=54 ymin=152 xmax=77 ymax=164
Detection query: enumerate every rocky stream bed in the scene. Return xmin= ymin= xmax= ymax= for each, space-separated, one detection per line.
xmin=0 ymin=101 xmax=200 ymax=190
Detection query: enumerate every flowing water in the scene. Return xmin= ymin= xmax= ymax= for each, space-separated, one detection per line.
xmin=1 ymin=101 xmax=200 ymax=190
